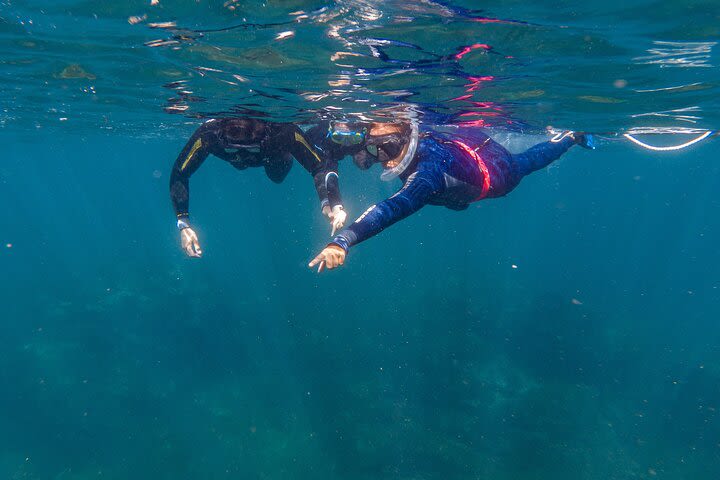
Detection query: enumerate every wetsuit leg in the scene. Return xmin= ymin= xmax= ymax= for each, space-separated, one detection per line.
xmin=512 ymin=136 xmax=576 ymax=176
xmin=263 ymin=154 xmax=293 ymax=183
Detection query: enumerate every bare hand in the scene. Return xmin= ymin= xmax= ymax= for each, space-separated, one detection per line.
xmin=330 ymin=206 xmax=347 ymax=236
xmin=180 ymin=227 xmax=203 ymax=257
xmin=322 ymin=205 xmax=333 ymax=220
xmin=308 ymin=245 xmax=346 ymax=273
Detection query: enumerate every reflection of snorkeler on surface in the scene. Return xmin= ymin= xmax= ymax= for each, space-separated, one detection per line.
xmin=169 ymin=117 xmax=349 ymax=257
xmin=309 ymin=121 xmax=595 ymax=272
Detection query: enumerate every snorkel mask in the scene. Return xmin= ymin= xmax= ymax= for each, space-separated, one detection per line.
xmin=327 ymin=123 xmax=367 ymax=146
xmin=220 ymin=120 xmax=267 ymax=150
xmin=379 ymin=122 xmax=418 ymax=181
xmin=358 ymin=122 xmax=419 ymax=181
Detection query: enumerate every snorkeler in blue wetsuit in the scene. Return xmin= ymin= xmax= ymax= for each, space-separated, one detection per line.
xmin=309 ymin=122 xmax=594 ymax=271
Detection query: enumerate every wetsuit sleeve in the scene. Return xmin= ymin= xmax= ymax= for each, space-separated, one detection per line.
xmin=280 ymin=124 xmax=344 ymax=209
xmin=322 ymin=157 xmax=342 ymax=209
xmin=512 ymin=135 xmax=576 ymax=177
xmin=169 ymin=122 xmax=217 ymax=219
xmin=321 ymin=141 xmax=369 ymax=207
xmin=330 ymin=169 xmax=443 ymax=252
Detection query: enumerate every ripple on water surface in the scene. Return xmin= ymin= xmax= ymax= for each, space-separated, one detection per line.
xmin=0 ymin=0 xmax=718 ymax=136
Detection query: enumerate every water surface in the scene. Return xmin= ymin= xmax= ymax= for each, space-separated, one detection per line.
xmin=1 ymin=1 xmax=719 ymax=479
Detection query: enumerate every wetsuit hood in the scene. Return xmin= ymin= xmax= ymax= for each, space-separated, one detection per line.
xmin=219 ymin=119 xmax=268 ymax=149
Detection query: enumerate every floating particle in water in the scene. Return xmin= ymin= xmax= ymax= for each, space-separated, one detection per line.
xmin=153 ymin=170 xmax=162 ymax=178
xmin=511 ymin=264 xmax=518 ymax=269
xmin=648 ymin=468 xmax=657 ymax=476
xmin=614 ymin=79 xmax=628 ymax=88
xmin=151 ymin=0 xmax=160 ymax=5
xmin=571 ymin=298 xmax=583 ymax=305
xmin=5 ymin=243 xmax=11 ymax=248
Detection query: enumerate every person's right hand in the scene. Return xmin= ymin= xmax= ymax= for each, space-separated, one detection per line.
xmin=180 ymin=227 xmax=203 ymax=257
xmin=330 ymin=205 xmax=347 ymax=236
xmin=308 ymin=244 xmax=346 ymax=272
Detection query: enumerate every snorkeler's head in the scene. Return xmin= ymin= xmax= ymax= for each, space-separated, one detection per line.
xmin=220 ymin=119 xmax=267 ymax=149
xmin=349 ymin=121 xmax=412 ymax=170
xmin=365 ymin=122 xmax=411 ymax=164
xmin=349 ymin=121 xmax=418 ymax=180
xmin=367 ymin=121 xmax=420 ymax=181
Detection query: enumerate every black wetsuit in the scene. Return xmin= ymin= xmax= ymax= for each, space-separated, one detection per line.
xmin=169 ymin=118 xmax=341 ymax=220
xmin=301 ymin=123 xmax=370 ymax=207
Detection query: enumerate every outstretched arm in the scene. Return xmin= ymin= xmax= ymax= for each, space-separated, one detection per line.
xmin=512 ymin=133 xmax=584 ymax=177
xmin=169 ymin=120 xmax=218 ymax=257
xmin=169 ymin=121 xmax=218 ymax=219
xmin=309 ymin=169 xmax=443 ymax=271
xmin=282 ymin=123 xmax=349 ymax=234
xmin=318 ymin=157 xmax=348 ymax=235
xmin=275 ymin=124 xmax=327 ymax=199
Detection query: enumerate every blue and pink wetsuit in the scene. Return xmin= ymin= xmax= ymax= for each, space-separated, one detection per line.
xmin=331 ymin=129 xmax=579 ymax=252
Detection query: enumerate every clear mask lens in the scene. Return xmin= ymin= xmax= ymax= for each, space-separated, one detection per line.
xmin=328 ymin=128 xmax=366 ymax=146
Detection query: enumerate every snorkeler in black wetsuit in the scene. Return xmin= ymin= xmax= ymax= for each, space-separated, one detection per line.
xmin=170 ymin=117 xmax=346 ymax=257
xmin=309 ymin=122 xmax=594 ymax=272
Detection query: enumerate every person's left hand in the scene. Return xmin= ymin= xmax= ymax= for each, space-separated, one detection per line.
xmin=322 ymin=204 xmax=333 ymax=220
xmin=180 ymin=227 xmax=203 ymax=258
xmin=330 ymin=205 xmax=347 ymax=236
xmin=308 ymin=245 xmax=346 ymax=272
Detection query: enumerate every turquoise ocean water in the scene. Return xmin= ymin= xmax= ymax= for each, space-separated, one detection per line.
xmin=1 ymin=1 xmax=719 ymax=479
